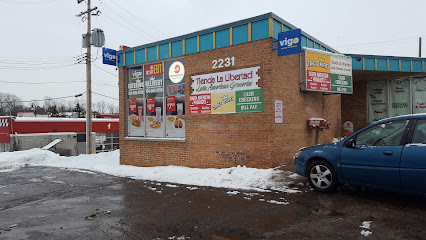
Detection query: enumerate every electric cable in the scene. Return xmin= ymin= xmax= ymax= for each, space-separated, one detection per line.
xmin=92 ymin=92 xmax=118 ymax=100
xmin=105 ymin=0 xmax=170 ymax=38
xmin=0 ymin=0 xmax=57 ymax=3
xmin=0 ymin=93 xmax=84 ymax=104
xmin=93 ymin=63 xmax=118 ymax=76
xmin=98 ymin=0 xmax=156 ymax=41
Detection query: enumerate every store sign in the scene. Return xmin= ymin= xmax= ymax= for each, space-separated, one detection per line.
xmin=275 ymin=100 xmax=283 ymax=123
xmin=102 ymin=48 xmax=117 ymax=66
xmin=277 ymin=29 xmax=301 ymax=56
xmin=302 ymin=49 xmax=353 ymax=94
xmin=191 ymin=66 xmax=260 ymax=94
xmin=190 ymin=66 xmax=262 ymax=115
xmin=169 ymin=61 xmax=185 ymax=83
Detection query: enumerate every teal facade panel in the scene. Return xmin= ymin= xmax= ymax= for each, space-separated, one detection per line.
xmin=171 ymin=40 xmax=183 ymax=57
xmin=401 ymin=60 xmax=411 ymax=72
xmin=147 ymin=46 xmax=157 ymax=62
xmin=412 ymin=61 xmax=423 ymax=72
xmin=251 ymin=19 xmax=269 ymax=41
xmin=185 ymin=37 xmax=197 ymax=55
xmin=118 ymin=53 xmax=124 ymax=67
xmin=215 ymin=29 xmax=230 ymax=49
xmin=272 ymin=20 xmax=281 ymax=39
xmin=389 ymin=59 xmax=399 ymax=71
xmin=320 ymin=46 xmax=325 ymax=51
xmin=352 ymin=58 xmax=363 ymax=70
xmin=135 ymin=49 xmax=145 ymax=64
xmin=301 ymin=36 xmax=307 ymax=48
xmin=125 ymin=51 xmax=134 ymax=66
xmin=200 ymin=33 xmax=213 ymax=52
xmin=308 ymin=39 xmax=314 ymax=48
xmin=283 ymin=25 xmax=291 ymax=32
xmin=314 ymin=42 xmax=320 ymax=49
xmin=365 ymin=58 xmax=375 ymax=71
xmin=233 ymin=24 xmax=248 ymax=45
xmin=158 ymin=43 xmax=169 ymax=60
xmin=377 ymin=59 xmax=387 ymax=71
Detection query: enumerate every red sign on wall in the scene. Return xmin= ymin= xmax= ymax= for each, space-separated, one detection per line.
xmin=145 ymin=62 xmax=163 ymax=76
xmin=129 ymin=99 xmax=137 ymax=113
xmin=306 ymin=71 xmax=330 ymax=91
xmin=146 ymin=98 xmax=155 ymax=112
xmin=189 ymin=94 xmax=211 ymax=114
xmin=166 ymin=96 xmax=176 ymax=112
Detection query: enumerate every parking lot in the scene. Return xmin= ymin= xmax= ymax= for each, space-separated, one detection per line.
xmin=1 ymin=166 xmax=425 ymax=240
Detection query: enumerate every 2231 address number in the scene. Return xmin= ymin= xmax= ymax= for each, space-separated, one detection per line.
xmin=212 ymin=57 xmax=235 ymax=69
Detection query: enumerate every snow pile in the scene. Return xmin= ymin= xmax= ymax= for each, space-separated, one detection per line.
xmin=0 ymin=149 xmax=298 ymax=193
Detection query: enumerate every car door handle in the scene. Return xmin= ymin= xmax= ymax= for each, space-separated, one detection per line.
xmin=383 ymin=150 xmax=393 ymax=156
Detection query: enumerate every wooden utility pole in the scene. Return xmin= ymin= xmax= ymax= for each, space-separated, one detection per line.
xmin=77 ymin=0 xmax=98 ymax=154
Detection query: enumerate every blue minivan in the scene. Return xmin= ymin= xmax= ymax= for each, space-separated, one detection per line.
xmin=294 ymin=114 xmax=426 ymax=194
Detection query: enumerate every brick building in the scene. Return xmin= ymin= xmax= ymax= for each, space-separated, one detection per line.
xmin=117 ymin=13 xmax=426 ymax=168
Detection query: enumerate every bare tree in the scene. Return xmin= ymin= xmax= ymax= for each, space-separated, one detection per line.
xmin=0 ymin=92 xmax=24 ymax=116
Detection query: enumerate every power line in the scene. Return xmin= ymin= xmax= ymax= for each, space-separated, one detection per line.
xmin=0 ymin=63 xmax=81 ymax=70
xmin=97 ymin=5 xmax=152 ymax=41
xmin=0 ymin=0 xmax=57 ymax=3
xmin=98 ymin=0 xmax=157 ymax=41
xmin=92 ymin=91 xmax=118 ymax=100
xmin=0 ymin=93 xmax=84 ymax=104
xmin=105 ymin=0 xmax=170 ymax=38
xmin=336 ymin=37 xmax=419 ymax=49
xmin=93 ymin=63 xmax=118 ymax=76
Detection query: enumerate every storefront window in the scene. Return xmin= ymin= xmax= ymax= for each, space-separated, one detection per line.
xmin=126 ymin=58 xmax=185 ymax=139
xmin=368 ymin=77 xmax=426 ymax=123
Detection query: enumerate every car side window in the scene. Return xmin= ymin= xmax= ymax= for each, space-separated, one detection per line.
xmin=412 ymin=120 xmax=426 ymax=144
xmin=355 ymin=120 xmax=408 ymax=147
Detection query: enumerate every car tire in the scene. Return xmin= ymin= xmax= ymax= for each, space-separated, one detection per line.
xmin=306 ymin=160 xmax=338 ymax=192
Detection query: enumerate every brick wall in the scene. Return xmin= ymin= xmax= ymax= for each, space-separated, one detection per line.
xmin=119 ymin=39 xmax=341 ymax=168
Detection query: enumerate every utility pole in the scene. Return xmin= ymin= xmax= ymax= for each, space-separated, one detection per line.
xmin=419 ymin=37 xmax=422 ymax=58
xmin=77 ymin=0 xmax=98 ymax=154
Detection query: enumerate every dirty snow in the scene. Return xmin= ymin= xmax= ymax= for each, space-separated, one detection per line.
xmin=360 ymin=221 xmax=373 ymax=236
xmin=0 ymin=149 xmax=301 ymax=193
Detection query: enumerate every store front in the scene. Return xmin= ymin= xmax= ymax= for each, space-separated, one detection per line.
xmin=341 ymin=54 xmax=426 ymax=132
xmin=117 ymin=12 xmax=425 ymax=168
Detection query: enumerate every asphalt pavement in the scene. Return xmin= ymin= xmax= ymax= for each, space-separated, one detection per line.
xmin=1 ymin=166 xmax=425 ymax=240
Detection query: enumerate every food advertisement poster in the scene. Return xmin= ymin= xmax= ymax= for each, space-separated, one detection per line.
xmin=190 ymin=66 xmax=262 ymax=114
xmin=389 ymin=79 xmax=411 ymax=117
xmin=368 ymin=80 xmax=388 ymax=123
xmin=126 ymin=58 xmax=185 ymax=139
xmin=127 ymin=67 xmax=145 ymax=137
xmin=128 ymin=98 xmax=144 ymax=136
xmin=302 ymin=50 xmax=352 ymax=94
xmin=164 ymin=59 xmax=185 ymax=138
xmin=145 ymin=63 xmax=164 ymax=138
xmin=413 ymin=78 xmax=426 ymax=114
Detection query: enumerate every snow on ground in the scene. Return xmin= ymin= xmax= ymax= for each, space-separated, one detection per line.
xmin=0 ymin=149 xmax=300 ymax=193
xmin=360 ymin=221 xmax=373 ymax=236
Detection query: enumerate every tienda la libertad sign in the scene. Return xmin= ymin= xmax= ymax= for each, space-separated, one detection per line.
xmin=301 ymin=49 xmax=353 ymax=94
xmin=190 ymin=66 xmax=263 ymax=114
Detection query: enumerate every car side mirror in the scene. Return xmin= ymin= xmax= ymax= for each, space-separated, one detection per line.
xmin=344 ymin=138 xmax=356 ymax=148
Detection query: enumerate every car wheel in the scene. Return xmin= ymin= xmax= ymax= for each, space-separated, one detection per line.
xmin=307 ymin=160 xmax=338 ymax=192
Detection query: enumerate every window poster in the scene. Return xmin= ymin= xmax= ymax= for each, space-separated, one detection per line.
xmin=126 ymin=58 xmax=185 ymax=139
xmin=164 ymin=59 xmax=185 ymax=138
xmin=127 ymin=68 xmax=145 ymax=136
xmin=368 ymin=80 xmax=388 ymax=123
xmin=145 ymin=62 xmax=164 ymax=138
xmin=388 ymin=78 xmax=411 ymax=117
xmin=412 ymin=78 xmax=426 ymax=114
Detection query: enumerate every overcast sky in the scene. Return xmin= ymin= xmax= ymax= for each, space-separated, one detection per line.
xmin=1 ymin=0 xmax=425 ymax=107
